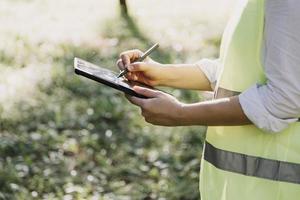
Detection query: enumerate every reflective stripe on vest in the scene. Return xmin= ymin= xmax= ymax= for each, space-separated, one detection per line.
xmin=204 ymin=141 xmax=300 ymax=185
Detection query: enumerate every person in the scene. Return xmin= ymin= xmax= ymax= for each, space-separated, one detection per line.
xmin=116 ymin=0 xmax=300 ymax=199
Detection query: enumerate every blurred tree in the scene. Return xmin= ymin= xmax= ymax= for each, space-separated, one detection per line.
xmin=119 ymin=0 xmax=128 ymax=16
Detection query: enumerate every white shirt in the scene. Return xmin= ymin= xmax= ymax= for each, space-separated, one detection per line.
xmin=197 ymin=0 xmax=300 ymax=133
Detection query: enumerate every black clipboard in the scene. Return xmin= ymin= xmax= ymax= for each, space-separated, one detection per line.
xmin=74 ymin=58 xmax=150 ymax=99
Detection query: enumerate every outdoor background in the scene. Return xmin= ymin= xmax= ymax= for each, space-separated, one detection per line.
xmin=0 ymin=0 xmax=236 ymax=199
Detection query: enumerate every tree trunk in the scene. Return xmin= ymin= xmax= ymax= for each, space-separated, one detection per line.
xmin=119 ymin=0 xmax=128 ymax=16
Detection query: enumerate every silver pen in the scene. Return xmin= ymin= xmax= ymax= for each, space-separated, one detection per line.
xmin=117 ymin=43 xmax=159 ymax=78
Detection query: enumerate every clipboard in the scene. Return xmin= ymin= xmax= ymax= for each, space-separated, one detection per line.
xmin=74 ymin=58 xmax=151 ymax=99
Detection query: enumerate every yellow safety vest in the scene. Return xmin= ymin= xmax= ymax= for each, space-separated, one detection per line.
xmin=199 ymin=0 xmax=300 ymax=199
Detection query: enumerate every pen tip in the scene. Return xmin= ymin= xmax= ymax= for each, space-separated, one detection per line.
xmin=117 ymin=73 xmax=122 ymax=78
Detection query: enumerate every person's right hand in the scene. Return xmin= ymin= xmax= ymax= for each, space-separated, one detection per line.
xmin=116 ymin=49 xmax=165 ymax=86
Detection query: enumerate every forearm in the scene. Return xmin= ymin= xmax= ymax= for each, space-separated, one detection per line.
xmin=158 ymin=64 xmax=212 ymax=91
xmin=178 ymin=96 xmax=252 ymax=126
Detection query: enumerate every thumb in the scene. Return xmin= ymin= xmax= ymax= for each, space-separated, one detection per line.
xmin=133 ymin=86 xmax=160 ymax=98
xmin=128 ymin=62 xmax=148 ymax=72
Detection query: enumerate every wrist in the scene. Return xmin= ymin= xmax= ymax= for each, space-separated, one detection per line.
xmin=176 ymin=103 xmax=207 ymax=126
xmin=157 ymin=64 xmax=180 ymax=86
xmin=175 ymin=102 xmax=192 ymax=126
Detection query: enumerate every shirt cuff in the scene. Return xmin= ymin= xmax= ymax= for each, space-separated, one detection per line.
xmin=195 ymin=58 xmax=220 ymax=90
xmin=239 ymin=84 xmax=298 ymax=133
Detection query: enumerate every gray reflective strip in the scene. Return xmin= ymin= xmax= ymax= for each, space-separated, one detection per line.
xmin=204 ymin=141 xmax=300 ymax=184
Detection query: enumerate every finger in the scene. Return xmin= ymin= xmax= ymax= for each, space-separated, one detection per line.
xmin=125 ymin=94 xmax=137 ymax=105
xmin=127 ymin=72 xmax=132 ymax=78
xmin=132 ymin=74 xmax=138 ymax=81
xmin=127 ymin=96 xmax=145 ymax=107
xmin=141 ymin=108 xmax=151 ymax=119
xmin=133 ymin=86 xmax=160 ymax=98
xmin=125 ymin=94 xmax=145 ymax=107
xmin=116 ymin=59 xmax=125 ymax=70
xmin=120 ymin=53 xmax=131 ymax=68
xmin=125 ymin=72 xmax=138 ymax=81
xmin=120 ymin=49 xmax=143 ymax=67
xmin=127 ymin=62 xmax=148 ymax=72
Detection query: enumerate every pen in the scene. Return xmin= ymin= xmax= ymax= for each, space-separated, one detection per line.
xmin=117 ymin=43 xmax=159 ymax=78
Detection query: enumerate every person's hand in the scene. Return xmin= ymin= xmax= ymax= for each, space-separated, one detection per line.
xmin=126 ymin=86 xmax=185 ymax=126
xmin=116 ymin=49 xmax=166 ymax=86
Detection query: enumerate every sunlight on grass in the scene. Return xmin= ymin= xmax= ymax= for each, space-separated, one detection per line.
xmin=0 ymin=0 xmax=236 ymax=111
xmin=0 ymin=0 xmax=116 ymax=43
xmin=0 ymin=63 xmax=51 ymax=115
xmin=127 ymin=0 xmax=237 ymax=60
xmin=0 ymin=0 xmax=237 ymax=199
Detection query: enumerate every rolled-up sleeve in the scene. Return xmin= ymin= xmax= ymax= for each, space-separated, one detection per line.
xmin=195 ymin=58 xmax=221 ymax=90
xmin=239 ymin=0 xmax=300 ymax=133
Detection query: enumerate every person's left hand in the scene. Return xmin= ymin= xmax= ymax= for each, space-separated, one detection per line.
xmin=126 ymin=86 xmax=184 ymax=126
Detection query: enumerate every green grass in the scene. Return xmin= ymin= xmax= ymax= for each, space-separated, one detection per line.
xmin=0 ymin=0 xmax=234 ymax=199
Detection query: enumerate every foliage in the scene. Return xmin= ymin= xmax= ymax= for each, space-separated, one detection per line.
xmin=0 ymin=1 xmax=224 ymax=199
